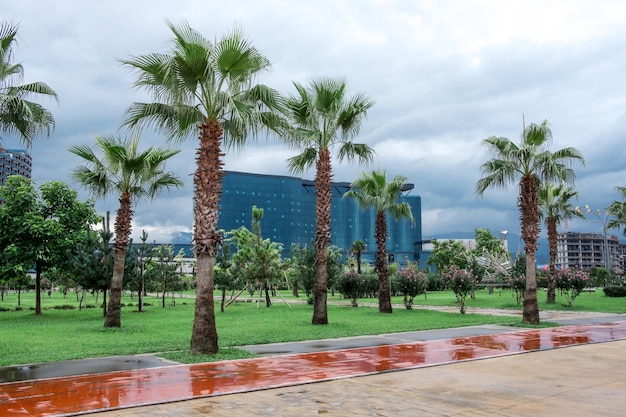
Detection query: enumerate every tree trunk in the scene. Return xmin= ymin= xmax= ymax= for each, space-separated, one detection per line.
xmin=312 ymin=148 xmax=332 ymax=325
xmin=104 ymin=193 xmax=133 ymax=328
xmin=35 ymin=263 xmax=42 ymax=315
xmin=189 ymin=120 xmax=222 ymax=355
xmin=520 ymin=175 xmax=540 ymax=324
xmin=375 ymin=210 xmax=392 ymax=313
xmin=546 ymin=217 xmax=558 ymax=304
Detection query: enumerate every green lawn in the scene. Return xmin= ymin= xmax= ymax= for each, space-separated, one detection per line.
xmin=0 ymin=288 xmax=622 ymax=367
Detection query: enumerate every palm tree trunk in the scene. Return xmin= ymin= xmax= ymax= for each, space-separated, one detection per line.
xmin=375 ymin=210 xmax=392 ymax=313
xmin=190 ymin=120 xmax=221 ymax=354
xmin=520 ymin=175 xmax=540 ymax=324
xmin=104 ymin=194 xmax=133 ymax=328
xmin=312 ymin=148 xmax=331 ymax=325
xmin=546 ymin=217 xmax=558 ymax=304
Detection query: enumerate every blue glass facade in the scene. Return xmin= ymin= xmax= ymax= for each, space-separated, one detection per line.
xmin=219 ymin=171 xmax=422 ymax=263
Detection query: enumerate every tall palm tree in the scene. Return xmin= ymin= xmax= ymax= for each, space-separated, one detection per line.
xmin=476 ymin=120 xmax=584 ymax=324
xmin=280 ymin=77 xmax=374 ymax=324
xmin=608 ymin=186 xmax=626 ymax=237
xmin=538 ymin=181 xmax=583 ymax=304
xmin=120 ymin=21 xmax=280 ymax=353
xmin=344 ymin=170 xmax=414 ymax=313
xmin=69 ymin=134 xmax=182 ymax=328
xmin=350 ymin=239 xmax=366 ymax=274
xmin=0 ymin=21 xmax=57 ymax=145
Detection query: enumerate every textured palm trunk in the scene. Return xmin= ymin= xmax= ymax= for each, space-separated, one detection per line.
xmin=519 ymin=175 xmax=540 ymax=324
xmin=190 ymin=120 xmax=222 ymax=354
xmin=356 ymin=252 xmax=362 ymax=275
xmin=546 ymin=216 xmax=558 ymax=304
xmin=375 ymin=210 xmax=392 ymax=313
xmin=104 ymin=193 xmax=133 ymax=328
xmin=312 ymin=148 xmax=331 ymax=325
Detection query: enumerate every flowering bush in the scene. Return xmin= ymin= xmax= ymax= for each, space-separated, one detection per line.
xmin=508 ymin=274 xmax=526 ymax=305
xmin=337 ymin=270 xmax=366 ymax=307
xmin=555 ymin=268 xmax=591 ymax=307
xmin=392 ymin=264 xmax=428 ymax=309
xmin=442 ymin=266 xmax=478 ymax=314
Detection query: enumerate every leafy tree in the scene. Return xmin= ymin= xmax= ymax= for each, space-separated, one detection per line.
xmin=70 ymin=216 xmax=113 ymax=313
xmin=350 ymin=240 xmax=366 ymax=275
xmin=279 ymin=77 xmax=374 ymax=324
xmin=121 ymin=21 xmax=280 ymax=354
xmin=427 ymin=240 xmax=470 ymax=273
xmin=0 ymin=21 xmax=57 ymax=145
xmin=152 ymin=245 xmax=178 ymax=308
xmin=538 ymin=181 xmax=582 ymax=303
xmin=69 ymin=134 xmax=182 ymax=327
xmin=289 ymin=243 xmax=342 ymax=300
xmin=0 ymin=176 xmax=98 ymax=314
xmin=476 ymin=120 xmax=584 ymax=324
xmin=226 ymin=227 xmax=283 ymax=307
xmin=344 ymin=170 xmax=414 ymax=313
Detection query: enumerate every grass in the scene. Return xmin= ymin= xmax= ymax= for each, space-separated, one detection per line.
xmin=0 ymin=287 xmax=622 ymax=366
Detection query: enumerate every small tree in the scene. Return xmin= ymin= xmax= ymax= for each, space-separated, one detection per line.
xmin=336 ymin=269 xmax=364 ymax=307
xmin=442 ymin=266 xmax=478 ymax=314
xmin=555 ymin=268 xmax=590 ymax=307
xmin=393 ymin=263 xmax=428 ymax=309
xmin=227 ymin=227 xmax=283 ymax=307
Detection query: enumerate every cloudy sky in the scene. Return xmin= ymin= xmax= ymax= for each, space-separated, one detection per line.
xmin=3 ymin=0 xmax=626 ymax=245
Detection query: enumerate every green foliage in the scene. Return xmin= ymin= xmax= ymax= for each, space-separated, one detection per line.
xmin=288 ymin=244 xmax=342 ymax=297
xmin=336 ymin=270 xmax=366 ymax=307
xmin=508 ymin=274 xmax=526 ymax=305
xmin=603 ymin=286 xmax=626 ymax=297
xmin=442 ymin=266 xmax=478 ymax=314
xmin=392 ymin=263 xmax=428 ymax=309
xmin=555 ymin=268 xmax=591 ymax=307
xmin=0 ymin=20 xmax=58 ymax=146
xmin=427 ymin=239 xmax=470 ymax=272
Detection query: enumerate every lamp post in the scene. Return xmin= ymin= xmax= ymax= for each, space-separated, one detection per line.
xmin=576 ymin=205 xmax=612 ymax=271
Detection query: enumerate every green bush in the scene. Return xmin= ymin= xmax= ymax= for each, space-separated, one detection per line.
xmin=52 ymin=304 xmax=76 ymax=310
xmin=603 ymin=286 xmax=626 ymax=297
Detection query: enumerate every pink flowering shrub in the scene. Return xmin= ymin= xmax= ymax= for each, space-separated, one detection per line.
xmin=555 ymin=268 xmax=590 ymax=307
xmin=442 ymin=266 xmax=478 ymax=314
xmin=393 ymin=264 xmax=428 ymax=309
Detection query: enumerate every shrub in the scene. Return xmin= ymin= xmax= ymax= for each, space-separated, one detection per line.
xmin=603 ymin=286 xmax=626 ymax=297
xmin=442 ymin=266 xmax=478 ymax=314
xmin=337 ymin=270 xmax=366 ymax=307
xmin=508 ymin=274 xmax=526 ymax=305
xmin=555 ymin=268 xmax=591 ymax=307
xmin=392 ymin=264 xmax=428 ymax=309
xmin=427 ymin=273 xmax=445 ymax=291
xmin=52 ymin=304 xmax=76 ymax=310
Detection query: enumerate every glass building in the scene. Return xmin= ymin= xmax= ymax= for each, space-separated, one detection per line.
xmin=219 ymin=171 xmax=422 ymax=263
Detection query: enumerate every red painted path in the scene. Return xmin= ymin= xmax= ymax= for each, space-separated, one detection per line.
xmin=2 ymin=321 xmax=625 ymax=417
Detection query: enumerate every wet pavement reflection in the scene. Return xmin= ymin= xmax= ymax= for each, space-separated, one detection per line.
xmin=1 ymin=321 xmax=625 ymax=416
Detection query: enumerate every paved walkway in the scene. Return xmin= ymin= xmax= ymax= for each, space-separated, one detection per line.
xmin=1 ymin=314 xmax=625 ymax=417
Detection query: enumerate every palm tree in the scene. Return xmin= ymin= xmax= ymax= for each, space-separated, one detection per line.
xmin=69 ymin=134 xmax=182 ymax=328
xmin=538 ymin=181 xmax=583 ymax=304
xmin=608 ymin=186 xmax=626 ymax=237
xmin=0 ymin=21 xmax=57 ymax=145
xmin=350 ymin=239 xmax=366 ymax=274
xmin=280 ymin=77 xmax=374 ymax=324
xmin=120 ymin=21 xmax=280 ymax=353
xmin=476 ymin=120 xmax=584 ymax=324
xmin=344 ymin=170 xmax=414 ymax=313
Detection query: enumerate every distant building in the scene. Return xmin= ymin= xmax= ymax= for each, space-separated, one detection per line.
xmin=217 ymin=171 xmax=422 ymax=263
xmin=556 ymin=232 xmax=624 ymax=272
xmin=0 ymin=147 xmax=32 ymax=186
